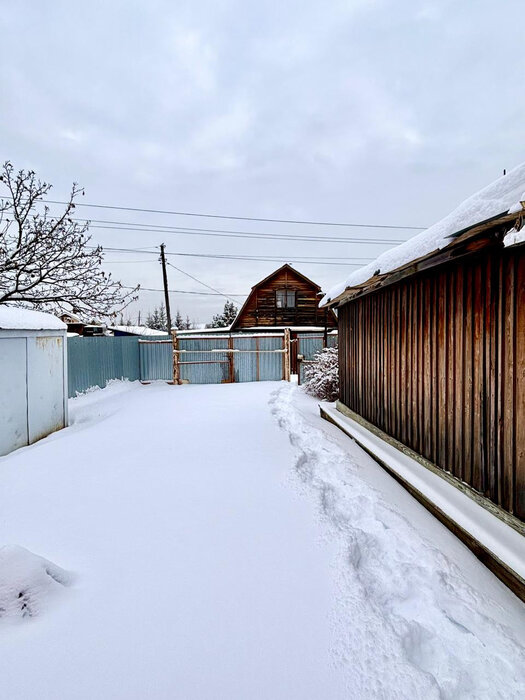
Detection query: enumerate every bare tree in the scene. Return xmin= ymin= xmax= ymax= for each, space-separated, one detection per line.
xmin=0 ymin=162 xmax=138 ymax=317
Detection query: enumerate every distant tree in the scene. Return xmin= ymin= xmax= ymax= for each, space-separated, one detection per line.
xmin=207 ymin=301 xmax=238 ymax=328
xmin=0 ymin=162 xmax=138 ymax=317
xmin=146 ymin=304 xmax=168 ymax=331
xmin=184 ymin=315 xmax=194 ymax=330
xmin=174 ymin=309 xmax=184 ymax=330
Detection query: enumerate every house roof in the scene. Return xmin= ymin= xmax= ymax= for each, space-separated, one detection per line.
xmin=230 ymin=264 xmax=327 ymax=330
xmin=321 ymin=163 xmax=525 ymax=307
xmin=246 ymin=263 xmax=322 ymax=292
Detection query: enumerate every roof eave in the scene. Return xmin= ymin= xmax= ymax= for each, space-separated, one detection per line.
xmin=323 ymin=209 xmax=524 ymax=308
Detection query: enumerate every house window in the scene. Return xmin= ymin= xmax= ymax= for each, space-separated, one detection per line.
xmin=276 ymin=290 xmax=296 ymax=308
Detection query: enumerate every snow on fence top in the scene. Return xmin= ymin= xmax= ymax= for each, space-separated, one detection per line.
xmin=0 ymin=305 xmax=66 ymax=330
xmin=321 ymin=162 xmax=525 ymax=306
xmin=109 ymin=325 xmax=168 ymax=336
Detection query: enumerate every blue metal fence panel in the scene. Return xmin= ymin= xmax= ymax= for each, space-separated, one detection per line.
xmin=179 ymin=337 xmax=230 ymax=384
xmin=232 ymin=336 xmax=257 ymax=382
xmin=139 ymin=341 xmax=172 ymax=380
xmin=297 ymin=333 xmax=324 ymax=360
xmin=255 ymin=336 xmax=284 ymax=381
xmin=67 ymin=336 xmax=140 ymax=396
xmin=297 ymin=332 xmax=338 ymax=384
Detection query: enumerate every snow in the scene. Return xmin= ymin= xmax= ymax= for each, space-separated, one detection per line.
xmin=321 ymin=162 xmax=525 ymax=305
xmin=504 ymin=226 xmax=525 ymax=247
xmin=0 ymin=305 xmax=66 ymax=330
xmin=272 ymin=385 xmax=525 ymax=698
xmin=0 ymin=546 xmax=72 ymax=621
xmin=321 ymin=404 xmax=525 ymax=581
xmin=0 ymin=380 xmax=524 ymax=698
xmin=109 ymin=325 xmax=168 ymax=336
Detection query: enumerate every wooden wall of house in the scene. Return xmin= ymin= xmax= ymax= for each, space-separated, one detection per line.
xmin=235 ymin=268 xmax=337 ymax=328
xmin=338 ymin=245 xmax=525 ymax=521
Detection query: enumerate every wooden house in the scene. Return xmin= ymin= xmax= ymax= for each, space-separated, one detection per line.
xmin=231 ymin=264 xmax=337 ymax=372
xmin=321 ymin=166 xmax=525 ymax=598
xmin=231 ymin=264 xmax=337 ymax=331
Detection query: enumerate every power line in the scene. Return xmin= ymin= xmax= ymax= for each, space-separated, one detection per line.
xmin=85 ymin=222 xmax=407 ymax=245
xmin=104 ymin=259 xmax=158 ymax=263
xmin=89 ymin=224 xmax=407 ymax=245
xmin=3 ymin=196 xmax=416 ymax=242
xmin=166 ymin=252 xmax=366 ymax=267
xmin=87 ymin=245 xmax=240 ymax=303
xmin=94 ymin=246 xmax=372 ymax=266
xmin=122 ymin=285 xmax=246 ymax=297
xmin=166 ymin=261 xmax=239 ymax=304
xmin=34 ymin=198 xmax=425 ymax=230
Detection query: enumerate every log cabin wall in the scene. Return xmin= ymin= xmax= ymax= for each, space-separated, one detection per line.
xmin=234 ymin=266 xmax=337 ymax=329
xmin=338 ymin=245 xmax=525 ymax=521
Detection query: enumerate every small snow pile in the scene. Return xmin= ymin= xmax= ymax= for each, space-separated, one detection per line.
xmin=503 ymin=226 xmax=525 ymax=248
xmin=0 ymin=546 xmax=72 ymax=622
xmin=303 ymin=346 xmax=339 ymax=402
xmin=321 ymin=162 xmax=525 ymax=305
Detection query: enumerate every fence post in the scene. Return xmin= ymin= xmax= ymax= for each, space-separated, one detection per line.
xmin=228 ymin=336 xmax=235 ymax=383
xmin=172 ymin=329 xmax=181 ymax=385
xmin=284 ymin=328 xmax=291 ymax=382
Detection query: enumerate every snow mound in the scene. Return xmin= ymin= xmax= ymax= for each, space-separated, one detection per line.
xmin=321 ymin=162 xmax=525 ymax=305
xmin=0 ymin=546 xmax=72 ymax=621
xmin=0 ymin=305 xmax=66 ymax=330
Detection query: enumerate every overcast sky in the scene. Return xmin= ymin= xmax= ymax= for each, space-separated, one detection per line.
xmin=2 ymin=0 xmax=524 ymax=324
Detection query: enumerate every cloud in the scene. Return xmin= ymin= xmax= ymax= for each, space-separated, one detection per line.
xmin=1 ymin=0 xmax=524 ymax=322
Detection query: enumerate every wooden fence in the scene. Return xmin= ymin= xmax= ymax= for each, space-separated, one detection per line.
xmin=338 ymin=245 xmax=525 ymax=521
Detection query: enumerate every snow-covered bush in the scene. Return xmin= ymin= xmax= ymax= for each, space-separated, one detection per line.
xmin=302 ymin=345 xmax=339 ymax=402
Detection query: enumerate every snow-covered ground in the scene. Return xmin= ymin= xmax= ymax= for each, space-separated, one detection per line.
xmin=1 ymin=381 xmax=524 ymax=699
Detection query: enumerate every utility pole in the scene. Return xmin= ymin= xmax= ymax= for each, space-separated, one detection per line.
xmin=159 ymin=243 xmax=172 ymax=335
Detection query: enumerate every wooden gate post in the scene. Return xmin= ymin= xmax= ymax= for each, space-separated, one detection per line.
xmin=228 ymin=336 xmax=235 ymax=383
xmin=284 ymin=328 xmax=291 ymax=382
xmin=172 ymin=329 xmax=181 ymax=385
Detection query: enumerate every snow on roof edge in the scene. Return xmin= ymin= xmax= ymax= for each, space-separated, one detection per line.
xmin=321 ymin=163 xmax=525 ymax=306
xmin=0 ymin=305 xmax=66 ymax=330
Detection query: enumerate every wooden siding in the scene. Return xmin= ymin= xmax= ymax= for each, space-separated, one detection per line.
xmin=338 ymin=245 xmax=525 ymax=521
xmin=233 ymin=266 xmax=337 ymax=329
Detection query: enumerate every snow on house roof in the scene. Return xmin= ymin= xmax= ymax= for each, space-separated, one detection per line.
xmin=321 ymin=162 xmax=525 ymax=306
xmin=109 ymin=325 xmax=168 ymax=336
xmin=0 ymin=305 xmax=66 ymax=330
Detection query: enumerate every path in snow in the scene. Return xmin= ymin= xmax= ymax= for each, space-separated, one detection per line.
xmin=0 ymin=379 xmax=523 ymax=699
xmin=271 ymin=382 xmax=525 ymax=699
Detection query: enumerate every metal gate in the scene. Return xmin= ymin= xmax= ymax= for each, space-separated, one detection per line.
xmin=297 ymin=331 xmax=338 ymax=384
xmin=139 ymin=332 xmax=289 ymax=384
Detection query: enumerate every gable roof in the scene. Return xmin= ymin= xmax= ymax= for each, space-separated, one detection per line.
xmin=230 ymin=264 xmax=327 ymax=330
xmin=248 ymin=263 xmax=323 ymax=292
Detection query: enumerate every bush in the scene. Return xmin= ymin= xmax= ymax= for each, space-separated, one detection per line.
xmin=302 ymin=345 xmax=339 ymax=401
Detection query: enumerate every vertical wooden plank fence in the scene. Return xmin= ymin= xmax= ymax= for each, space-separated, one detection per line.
xmin=337 ymin=246 xmax=525 ymax=521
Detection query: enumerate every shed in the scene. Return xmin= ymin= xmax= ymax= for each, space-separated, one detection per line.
xmin=320 ymin=165 xmax=525 ymax=597
xmin=0 ymin=306 xmax=68 ymax=457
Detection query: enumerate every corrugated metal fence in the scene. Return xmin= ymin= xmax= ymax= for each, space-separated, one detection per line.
xmin=297 ymin=332 xmax=338 ymax=384
xmin=68 ymin=336 xmax=145 ymax=396
xmin=68 ymin=332 xmax=294 ymax=395
xmin=139 ymin=334 xmax=286 ymax=384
